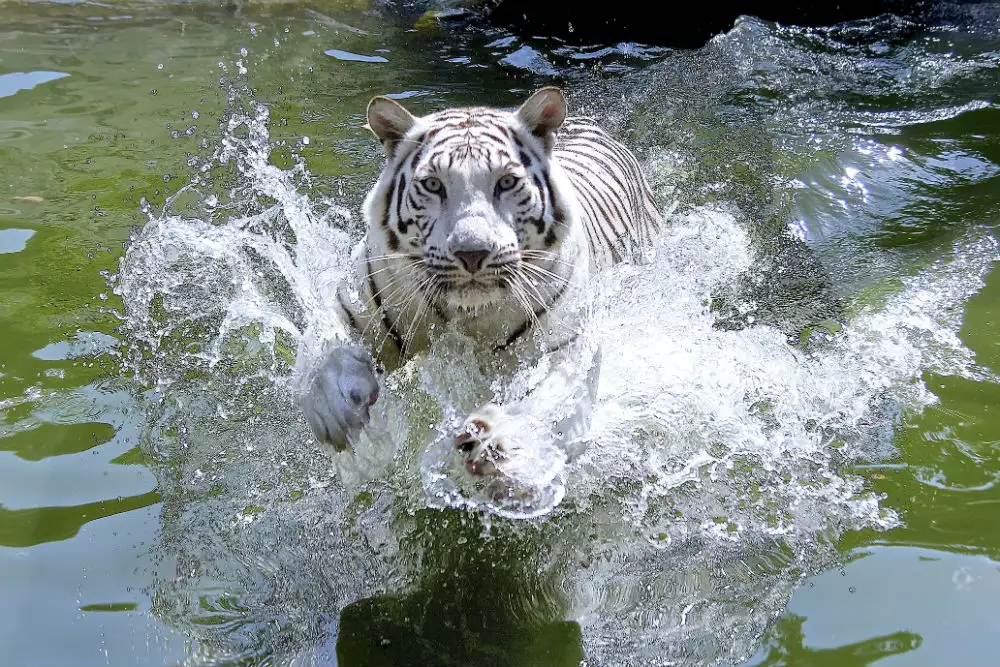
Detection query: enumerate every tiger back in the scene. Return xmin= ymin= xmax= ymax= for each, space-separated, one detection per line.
xmin=554 ymin=119 xmax=662 ymax=267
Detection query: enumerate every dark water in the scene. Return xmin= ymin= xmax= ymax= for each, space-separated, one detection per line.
xmin=1 ymin=1 xmax=999 ymax=665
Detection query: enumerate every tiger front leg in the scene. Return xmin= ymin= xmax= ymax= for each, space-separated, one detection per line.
xmin=452 ymin=403 xmax=555 ymax=506
xmin=301 ymin=345 xmax=380 ymax=452
xmin=453 ymin=404 xmax=511 ymax=477
xmin=453 ymin=341 xmax=601 ymax=481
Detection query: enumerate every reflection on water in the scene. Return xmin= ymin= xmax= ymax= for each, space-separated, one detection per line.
xmin=0 ymin=228 xmax=35 ymax=254
xmin=0 ymin=71 xmax=69 ymax=99
xmin=2 ymin=1 xmax=1000 ymax=665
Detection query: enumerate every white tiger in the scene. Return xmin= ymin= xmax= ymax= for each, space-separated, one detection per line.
xmin=300 ymin=87 xmax=661 ymax=484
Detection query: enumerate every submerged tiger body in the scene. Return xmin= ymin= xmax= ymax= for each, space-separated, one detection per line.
xmin=301 ymin=88 xmax=661 ymax=483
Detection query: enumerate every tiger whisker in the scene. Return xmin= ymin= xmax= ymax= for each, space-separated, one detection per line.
xmin=521 ymin=250 xmax=577 ymax=270
xmin=366 ymin=251 xmax=422 ymax=263
xmin=366 ymin=271 xmax=433 ymax=354
xmin=367 ymin=262 xmax=421 ymax=303
xmin=358 ymin=262 xmax=425 ymax=346
xmin=399 ymin=275 xmax=434 ymax=345
xmin=516 ymin=265 xmax=572 ymax=296
xmin=511 ymin=270 xmax=551 ymax=315
xmin=516 ymin=260 xmax=569 ymax=284
xmin=364 ymin=260 xmax=420 ymax=281
xmin=401 ymin=278 xmax=440 ymax=348
xmin=502 ymin=266 xmax=542 ymax=335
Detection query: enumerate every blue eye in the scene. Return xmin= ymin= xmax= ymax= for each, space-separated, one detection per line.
xmin=497 ymin=174 xmax=518 ymax=192
xmin=422 ymin=177 xmax=443 ymax=194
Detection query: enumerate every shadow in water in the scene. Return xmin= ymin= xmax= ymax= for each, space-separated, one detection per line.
xmin=754 ymin=613 xmax=921 ymax=666
xmin=336 ymin=509 xmax=582 ymax=667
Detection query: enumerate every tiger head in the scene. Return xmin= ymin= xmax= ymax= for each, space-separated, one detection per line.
xmin=362 ymin=87 xmax=580 ymax=312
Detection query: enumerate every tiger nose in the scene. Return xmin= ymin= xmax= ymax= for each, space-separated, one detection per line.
xmin=453 ymin=249 xmax=491 ymax=274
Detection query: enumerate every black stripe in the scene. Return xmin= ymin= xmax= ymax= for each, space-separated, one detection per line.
xmin=406 ymin=192 xmax=424 ymax=211
xmin=542 ymin=171 xmax=567 ymax=227
xmin=396 ymin=173 xmax=410 ymax=234
xmin=513 ymin=131 xmax=544 ymax=167
xmin=380 ymin=184 xmax=393 ymax=230
xmin=530 ymin=175 xmax=548 ymax=234
xmin=365 ymin=255 xmax=406 ymax=356
xmin=410 ymin=141 xmax=427 ymax=171
xmin=576 ymin=166 xmax=632 ymax=239
xmin=493 ymin=277 xmax=572 ymax=352
xmin=559 ymin=162 xmax=624 ymax=263
xmin=566 ymin=139 xmax=635 ymax=188
xmin=385 ymin=229 xmax=400 ymax=251
xmin=545 ymin=331 xmax=580 ymax=355
xmin=336 ymin=289 xmax=360 ymax=332
xmin=482 ymin=131 xmax=507 ymax=145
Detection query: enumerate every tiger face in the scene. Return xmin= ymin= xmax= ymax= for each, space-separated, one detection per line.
xmin=363 ymin=88 xmax=578 ymax=312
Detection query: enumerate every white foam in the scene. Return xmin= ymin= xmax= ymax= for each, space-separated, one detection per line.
xmin=115 ymin=86 xmax=999 ymax=666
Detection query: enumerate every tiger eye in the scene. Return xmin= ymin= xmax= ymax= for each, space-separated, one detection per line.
xmin=422 ymin=176 xmax=443 ymax=194
xmin=497 ymin=174 xmax=517 ymax=192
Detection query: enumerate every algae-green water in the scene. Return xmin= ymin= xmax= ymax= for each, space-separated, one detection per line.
xmin=2 ymin=2 xmax=999 ymax=665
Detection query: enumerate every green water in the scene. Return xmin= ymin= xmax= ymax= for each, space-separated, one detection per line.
xmin=1 ymin=2 xmax=999 ymax=665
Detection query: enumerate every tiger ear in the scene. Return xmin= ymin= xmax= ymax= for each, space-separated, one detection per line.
xmin=515 ymin=87 xmax=567 ymax=145
xmin=366 ymin=96 xmax=417 ymax=157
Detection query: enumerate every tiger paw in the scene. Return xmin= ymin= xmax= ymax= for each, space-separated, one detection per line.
xmin=301 ymin=345 xmax=379 ymax=452
xmin=453 ymin=404 xmax=510 ymax=477
xmin=451 ymin=405 xmax=568 ymax=518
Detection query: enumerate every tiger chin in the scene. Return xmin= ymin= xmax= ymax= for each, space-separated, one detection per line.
xmin=299 ymin=87 xmax=661 ymax=496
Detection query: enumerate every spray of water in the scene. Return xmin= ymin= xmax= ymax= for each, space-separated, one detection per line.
xmin=115 ymin=69 xmax=998 ymax=665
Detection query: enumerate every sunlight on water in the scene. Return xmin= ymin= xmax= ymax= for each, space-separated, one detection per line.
xmin=115 ymin=65 xmax=998 ymax=665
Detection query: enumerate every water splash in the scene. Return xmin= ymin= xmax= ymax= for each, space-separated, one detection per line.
xmin=560 ymin=212 xmax=998 ymax=665
xmin=115 ymin=67 xmax=998 ymax=665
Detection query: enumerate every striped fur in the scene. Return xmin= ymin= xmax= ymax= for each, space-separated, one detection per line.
xmin=337 ymin=88 xmax=662 ymax=371
xmin=556 ymin=119 xmax=662 ymax=267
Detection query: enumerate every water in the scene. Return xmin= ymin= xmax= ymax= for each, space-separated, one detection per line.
xmin=2 ymin=2 xmax=1000 ymax=665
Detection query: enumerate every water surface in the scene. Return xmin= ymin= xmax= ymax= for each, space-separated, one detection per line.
xmin=1 ymin=2 xmax=999 ymax=665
